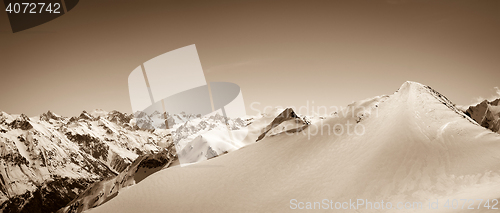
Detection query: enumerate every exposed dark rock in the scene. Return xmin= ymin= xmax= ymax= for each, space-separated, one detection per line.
xmin=465 ymin=98 xmax=500 ymax=133
xmin=58 ymin=148 xmax=176 ymax=213
xmin=0 ymin=177 xmax=97 ymax=213
xmin=9 ymin=114 xmax=33 ymax=130
xmin=65 ymin=133 xmax=109 ymax=161
xmin=40 ymin=111 xmax=62 ymax=122
xmin=106 ymin=111 xmax=133 ymax=126
xmin=257 ymin=108 xmax=309 ymax=141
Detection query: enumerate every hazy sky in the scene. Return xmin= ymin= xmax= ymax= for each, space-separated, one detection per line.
xmin=1 ymin=0 xmax=499 ymax=117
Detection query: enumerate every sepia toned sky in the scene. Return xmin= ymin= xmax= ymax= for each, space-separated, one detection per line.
xmin=0 ymin=0 xmax=499 ymax=117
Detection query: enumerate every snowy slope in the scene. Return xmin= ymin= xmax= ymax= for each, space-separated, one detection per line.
xmin=89 ymin=81 xmax=500 ymax=213
xmin=58 ymin=108 xmax=308 ymax=213
xmin=157 ymin=107 xmax=311 ymax=166
xmin=1 ymin=108 xmax=260 ymax=212
xmin=171 ymin=108 xmax=309 ymax=166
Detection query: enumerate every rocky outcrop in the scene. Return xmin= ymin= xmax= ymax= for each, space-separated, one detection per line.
xmin=40 ymin=111 xmax=62 ymax=122
xmin=9 ymin=114 xmax=33 ymax=130
xmin=106 ymin=111 xmax=133 ymax=126
xmin=58 ymin=147 xmax=176 ymax=213
xmin=256 ymin=108 xmax=310 ymax=141
xmin=465 ymin=99 xmax=500 ymax=133
xmin=0 ymin=176 xmax=97 ymax=213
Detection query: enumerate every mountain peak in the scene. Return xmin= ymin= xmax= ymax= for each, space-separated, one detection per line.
xmin=256 ymin=108 xmax=309 ymax=141
xmin=79 ymin=111 xmax=93 ymax=120
xmin=394 ymin=81 xmax=479 ymax=125
xmin=9 ymin=114 xmax=33 ymax=130
xmin=466 ymin=98 xmax=500 ymax=133
xmin=491 ymin=98 xmax=500 ymax=106
xmin=396 ymin=81 xmax=425 ymax=94
xmin=40 ymin=110 xmax=62 ymax=121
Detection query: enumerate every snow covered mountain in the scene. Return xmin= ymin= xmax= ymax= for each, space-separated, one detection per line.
xmin=465 ymin=99 xmax=500 ymax=133
xmin=0 ymin=103 xmax=307 ymax=213
xmin=88 ymin=81 xmax=500 ymax=213
xmin=57 ymin=107 xmax=310 ymax=213
xmin=0 ymin=108 xmax=262 ymax=213
xmin=0 ymin=110 xmax=167 ymax=212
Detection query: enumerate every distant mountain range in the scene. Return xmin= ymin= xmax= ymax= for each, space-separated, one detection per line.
xmin=0 ymin=107 xmax=310 ymax=213
xmin=1 ymin=82 xmax=498 ymax=213
xmin=0 ymin=109 xmax=166 ymax=212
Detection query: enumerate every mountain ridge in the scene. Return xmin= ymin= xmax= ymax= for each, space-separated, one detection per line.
xmin=88 ymin=81 xmax=500 ymax=213
xmin=0 ymin=109 xmax=167 ymax=212
xmin=1 ymin=81 xmax=498 ymax=213
xmin=1 ymin=106 xmax=303 ymax=212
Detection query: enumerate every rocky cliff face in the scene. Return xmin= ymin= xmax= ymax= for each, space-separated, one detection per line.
xmin=465 ymin=99 xmax=500 ymax=133
xmin=58 ymin=146 xmax=177 ymax=213
xmin=0 ymin=110 xmax=167 ymax=212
